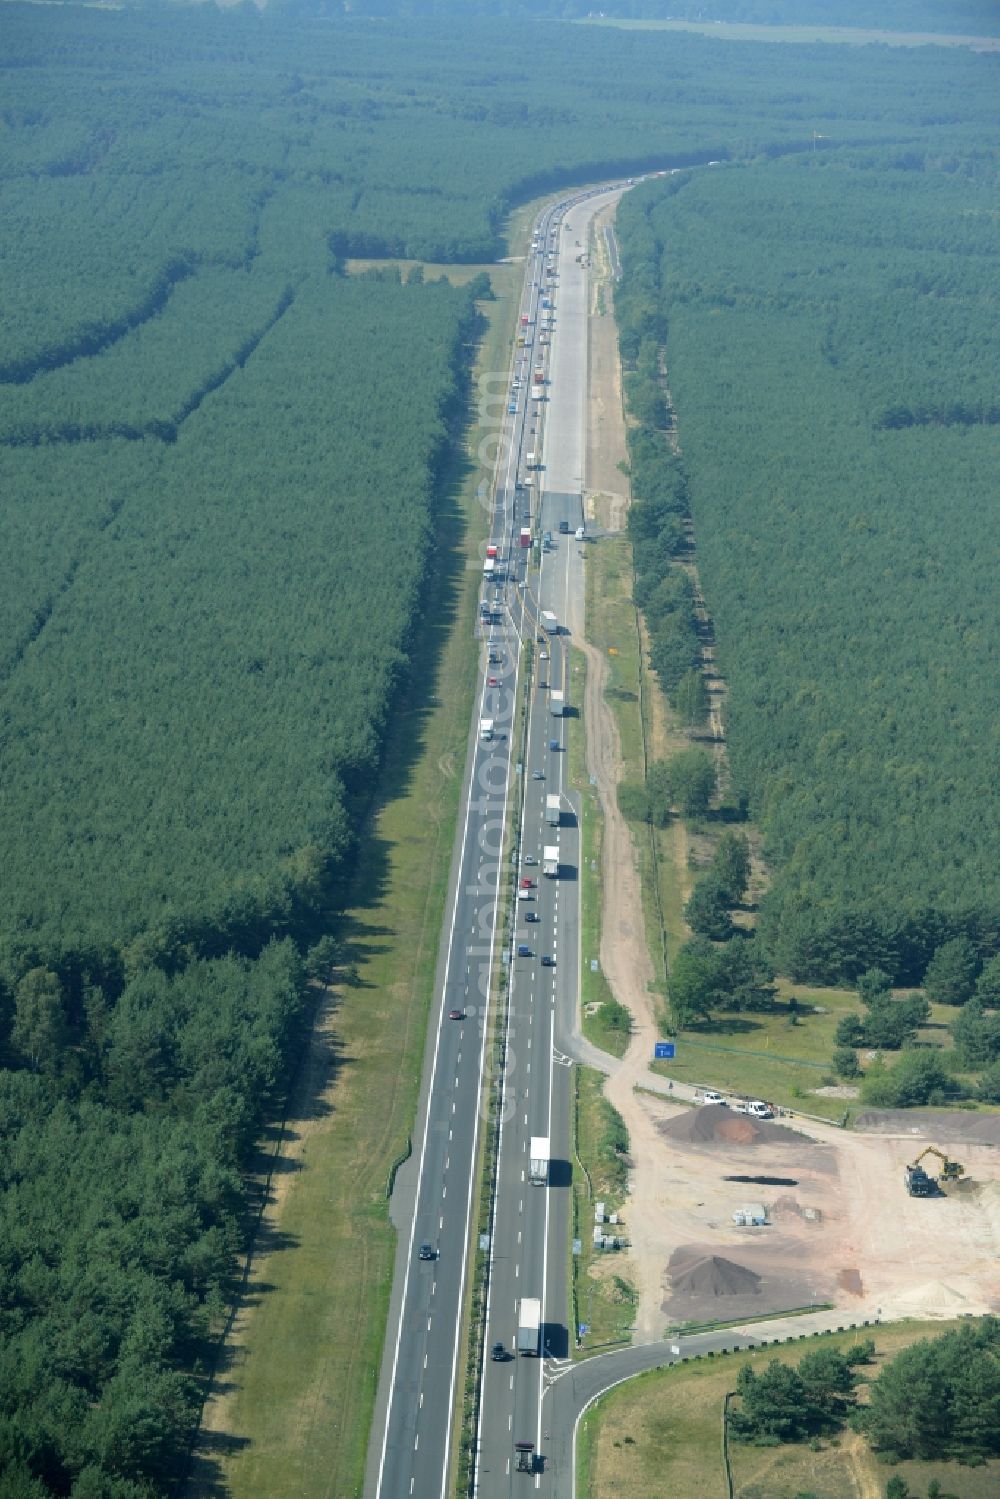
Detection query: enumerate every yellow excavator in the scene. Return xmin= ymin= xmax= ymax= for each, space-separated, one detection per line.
xmin=904 ymin=1146 xmax=965 ymax=1197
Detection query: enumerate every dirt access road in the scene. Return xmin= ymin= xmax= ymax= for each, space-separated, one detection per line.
xmin=573 ymin=202 xmax=1000 ymax=1344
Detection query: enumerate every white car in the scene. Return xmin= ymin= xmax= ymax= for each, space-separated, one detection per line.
xmin=747 ymin=1100 xmax=774 ymax=1119
xmin=701 ymin=1090 xmax=727 ymax=1107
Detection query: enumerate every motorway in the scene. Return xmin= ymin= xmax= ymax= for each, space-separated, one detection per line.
xmin=366 ymin=179 xmax=633 ymax=1499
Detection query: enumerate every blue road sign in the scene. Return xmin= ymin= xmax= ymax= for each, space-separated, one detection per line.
xmin=654 ymin=1041 xmax=676 ymax=1060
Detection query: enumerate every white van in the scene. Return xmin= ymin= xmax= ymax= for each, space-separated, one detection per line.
xmin=747 ymin=1101 xmax=774 ymax=1119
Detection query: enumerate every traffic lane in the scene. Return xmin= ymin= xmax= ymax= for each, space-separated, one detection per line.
xmin=378 ymin=729 xmax=516 ymax=1493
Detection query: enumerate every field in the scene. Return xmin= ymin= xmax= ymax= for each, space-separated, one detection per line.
xmin=578 ymin=1321 xmax=1000 ymax=1499
xmin=650 ymin=986 xmax=861 ymax=1122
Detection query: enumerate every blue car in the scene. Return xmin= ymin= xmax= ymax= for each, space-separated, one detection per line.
xmin=517 ymin=944 xmax=532 ymax=957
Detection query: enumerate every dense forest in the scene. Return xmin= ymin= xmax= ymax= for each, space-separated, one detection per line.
xmin=3 ymin=3 xmax=1000 ymax=1491
xmin=278 ymin=0 xmax=1000 ymax=40
xmin=615 ymin=117 xmax=1000 ymax=986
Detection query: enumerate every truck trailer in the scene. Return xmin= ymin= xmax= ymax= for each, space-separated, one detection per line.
xmin=517 ymin=1297 xmax=541 ymax=1356
xmin=550 ymin=689 xmax=565 ymax=717
xmin=545 ymin=794 xmax=560 ymax=827
xmin=519 ymin=527 xmax=532 ymax=549
xmin=543 ymin=846 xmax=559 ymax=878
xmin=541 ymin=611 xmax=558 ymax=635
xmin=529 ymin=1137 xmax=550 ymax=1186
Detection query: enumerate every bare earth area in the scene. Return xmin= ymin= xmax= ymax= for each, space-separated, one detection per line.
xmin=577 ymin=201 xmax=1000 ymax=1348
xmin=650 ymin=1098 xmax=1000 ymax=1331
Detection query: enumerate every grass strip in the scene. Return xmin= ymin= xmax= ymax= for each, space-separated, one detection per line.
xmin=571 ymin=1068 xmax=636 ymax=1358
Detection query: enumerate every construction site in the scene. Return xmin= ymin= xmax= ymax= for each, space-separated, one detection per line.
xmin=638 ymin=1101 xmax=1000 ymax=1332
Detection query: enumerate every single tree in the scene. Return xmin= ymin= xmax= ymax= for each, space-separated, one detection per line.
xmin=923 ymin=936 xmax=980 ymax=1006
xmin=685 ymin=878 xmax=735 ymax=941
xmin=12 ymin=968 xmax=68 ymax=1074
xmin=710 ymin=830 xmax=751 ymax=905
xmin=666 ymin=748 xmax=716 ymax=818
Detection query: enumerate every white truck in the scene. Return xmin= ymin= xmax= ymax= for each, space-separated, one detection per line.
xmin=530 ymin=384 xmax=544 ymax=402
xmin=550 ymin=689 xmax=565 ymax=717
xmin=479 ymin=718 xmax=494 ymax=742
xmin=529 ymin=1136 xmax=550 ymax=1186
xmin=517 ymin=1297 xmax=541 ymax=1356
xmin=543 ymin=846 xmax=559 ymax=878
xmin=483 ymin=556 xmax=496 ymax=579
xmin=545 ymin=793 xmax=560 ymax=827
xmin=541 ymin=610 xmax=558 ymax=635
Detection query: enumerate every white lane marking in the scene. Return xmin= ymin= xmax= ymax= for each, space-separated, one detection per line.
xmin=439 ymin=1216 xmax=444 ymax=1230
xmin=414 ymin=1436 xmax=419 ymax=1451
xmin=442 ymin=1186 xmax=447 ymax=1199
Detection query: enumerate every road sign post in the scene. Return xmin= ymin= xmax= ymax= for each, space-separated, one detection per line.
xmin=654 ymin=1041 xmax=676 ymax=1060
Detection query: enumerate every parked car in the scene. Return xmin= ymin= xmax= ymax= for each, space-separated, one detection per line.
xmin=748 ymin=1100 xmax=774 ymax=1119
xmin=701 ymin=1090 xmax=727 ymax=1107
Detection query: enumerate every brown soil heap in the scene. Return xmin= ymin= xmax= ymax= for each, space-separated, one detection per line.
xmin=657 ymin=1104 xmax=809 ymax=1147
xmin=669 ymin=1250 xmax=762 ymax=1298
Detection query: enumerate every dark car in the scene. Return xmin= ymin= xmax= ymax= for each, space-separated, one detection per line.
xmin=549 ymin=739 xmax=560 ymax=751
xmin=418 ymin=1243 xmax=436 ymax=1261
xmin=449 ymin=1008 xmax=464 ymax=1021
xmin=525 ymin=912 xmax=539 ymax=923
xmin=541 ymin=955 xmax=555 ymax=967
xmin=489 ymin=651 xmax=502 ymax=664
xmin=517 ymin=944 xmax=532 ymax=957
xmin=491 ymin=1341 xmax=507 ymax=1362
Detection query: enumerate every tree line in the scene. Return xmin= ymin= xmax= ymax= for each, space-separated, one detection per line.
xmin=730 ymin=1320 xmax=1000 ymax=1470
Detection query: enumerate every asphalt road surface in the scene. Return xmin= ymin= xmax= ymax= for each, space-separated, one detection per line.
xmin=366 ymin=181 xmax=629 ymax=1499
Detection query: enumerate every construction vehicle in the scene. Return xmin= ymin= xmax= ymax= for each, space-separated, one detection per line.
xmin=911 ymin=1146 xmax=965 ymax=1183
xmin=904 ymin=1163 xmax=937 ymax=1197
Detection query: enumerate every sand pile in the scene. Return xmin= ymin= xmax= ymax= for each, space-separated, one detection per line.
xmin=658 ymin=1105 xmax=808 ymax=1148
xmin=669 ymin=1251 xmax=762 ymax=1298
